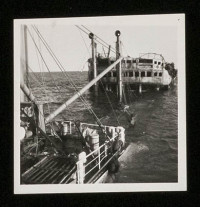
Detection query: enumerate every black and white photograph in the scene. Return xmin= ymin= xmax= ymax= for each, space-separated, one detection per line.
xmin=14 ymin=14 xmax=186 ymax=193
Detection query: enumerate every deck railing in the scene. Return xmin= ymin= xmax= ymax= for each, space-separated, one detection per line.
xmin=50 ymin=121 xmax=124 ymax=184
xmin=75 ymin=123 xmax=124 ymax=184
xmin=76 ymin=135 xmax=117 ymax=184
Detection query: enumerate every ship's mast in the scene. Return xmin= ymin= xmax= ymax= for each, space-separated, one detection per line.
xmin=20 ymin=25 xmax=29 ymax=102
xmin=89 ymin=33 xmax=98 ymax=94
xmin=20 ymin=25 xmax=46 ymax=133
xmin=19 ymin=25 xmax=65 ymax=152
xmin=115 ymin=30 xmax=123 ymax=103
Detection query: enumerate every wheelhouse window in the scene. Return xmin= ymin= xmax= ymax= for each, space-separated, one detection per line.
xmin=141 ymin=71 xmax=145 ymax=77
xmin=129 ymin=71 xmax=133 ymax=77
xmin=123 ymin=72 xmax=128 ymax=77
xmin=154 ymin=61 xmax=157 ymax=64
xmin=154 ymin=72 xmax=157 ymax=77
xmin=147 ymin=71 xmax=151 ymax=77
xmin=126 ymin=60 xmax=132 ymax=68
xmin=158 ymin=62 xmax=161 ymax=65
xmin=135 ymin=72 xmax=139 ymax=77
xmin=159 ymin=72 xmax=162 ymax=77
xmin=139 ymin=59 xmax=153 ymax=63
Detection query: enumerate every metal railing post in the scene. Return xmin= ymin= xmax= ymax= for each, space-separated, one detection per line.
xmin=76 ymin=152 xmax=86 ymax=184
xmin=98 ymin=151 xmax=101 ymax=169
xmin=116 ymin=126 xmax=125 ymax=146
xmin=104 ymin=141 xmax=108 ymax=157
xmin=69 ymin=121 xmax=72 ymax=134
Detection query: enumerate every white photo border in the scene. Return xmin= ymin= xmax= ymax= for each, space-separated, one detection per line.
xmin=14 ymin=14 xmax=186 ymax=194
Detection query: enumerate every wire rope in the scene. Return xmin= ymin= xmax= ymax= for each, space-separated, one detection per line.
xmin=32 ymin=25 xmax=104 ymax=127
xmin=81 ymin=25 xmax=118 ymax=55
xmin=99 ymin=80 xmax=120 ymax=126
xmin=75 ymin=25 xmax=117 ymax=55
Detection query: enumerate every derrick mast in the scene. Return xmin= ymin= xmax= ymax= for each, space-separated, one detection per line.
xmin=89 ymin=32 xmax=98 ymax=93
xmin=115 ymin=30 xmax=123 ymax=102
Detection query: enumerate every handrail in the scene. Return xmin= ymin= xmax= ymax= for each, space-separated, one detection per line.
xmin=78 ymin=136 xmax=116 ymax=162
xmin=58 ymin=120 xmax=123 ymax=184
xmin=76 ymin=135 xmax=116 ymax=182
xmin=83 ymin=141 xmax=114 ymax=177
xmin=80 ymin=122 xmax=118 ymax=128
xmin=86 ymin=150 xmax=119 ymax=184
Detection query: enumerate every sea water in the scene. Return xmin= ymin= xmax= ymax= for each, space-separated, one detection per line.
xmin=30 ymin=71 xmax=178 ymax=183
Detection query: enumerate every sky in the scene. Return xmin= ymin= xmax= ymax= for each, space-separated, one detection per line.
xmin=20 ymin=15 xmax=182 ymax=72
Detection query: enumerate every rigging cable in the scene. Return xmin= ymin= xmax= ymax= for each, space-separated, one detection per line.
xmin=28 ymin=26 xmax=79 ymax=126
xmin=81 ymin=25 xmax=118 ymax=55
xmin=34 ymin=33 xmax=62 ymax=141
xmin=32 ymin=25 xmax=95 ymax=110
xmin=24 ymin=64 xmax=62 ymax=142
xmin=75 ymin=25 xmax=117 ymax=56
xmin=32 ymin=26 xmax=106 ymax=131
xmin=99 ymin=79 xmax=120 ymax=126
xmin=78 ymin=28 xmax=91 ymax=56
xmin=30 ymin=26 xmax=111 ymax=141
xmin=77 ymin=28 xmax=92 ymax=72
xmin=27 ymin=28 xmax=63 ymax=97
xmin=121 ymin=42 xmax=129 ymax=57
xmin=32 ymin=29 xmax=51 ymax=115
xmin=27 ymin=28 xmax=68 ymax=140
xmin=77 ymin=25 xmax=120 ymax=124
xmin=81 ymin=25 xmax=110 ymax=47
